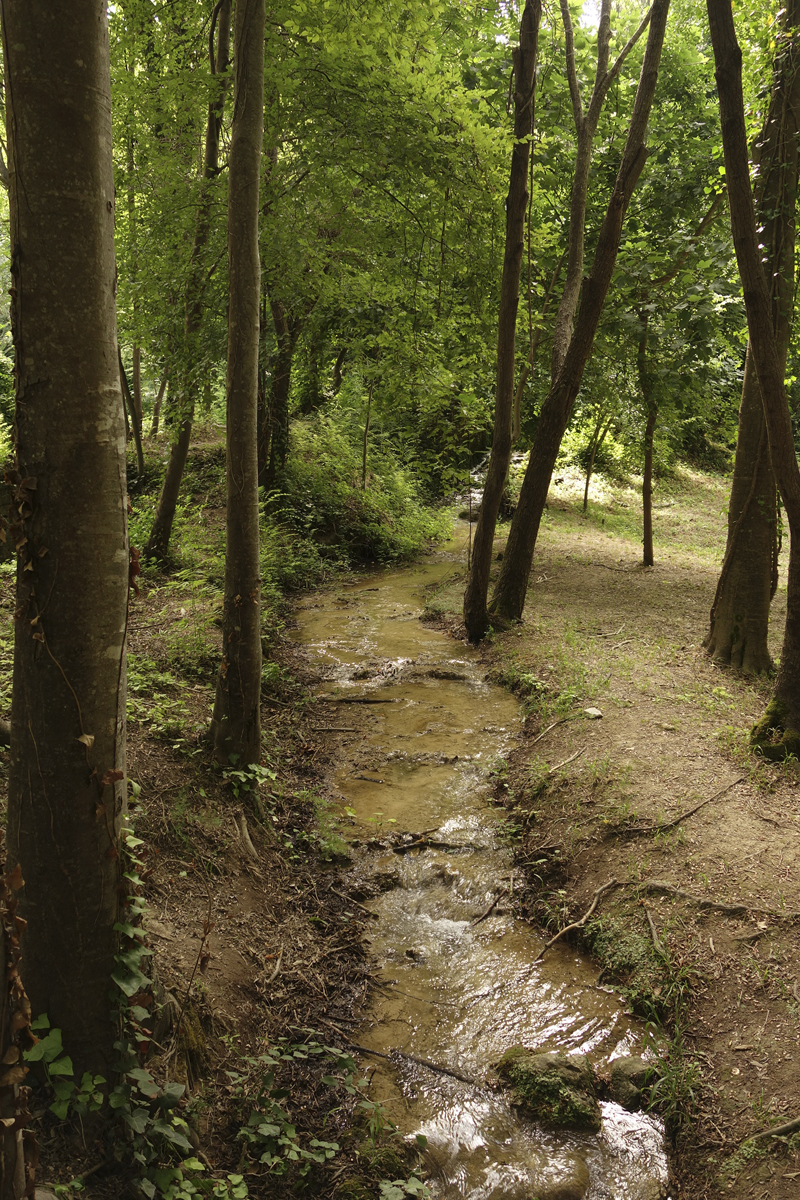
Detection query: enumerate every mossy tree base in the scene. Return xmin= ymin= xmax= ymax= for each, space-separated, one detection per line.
xmin=750 ymin=700 xmax=800 ymax=761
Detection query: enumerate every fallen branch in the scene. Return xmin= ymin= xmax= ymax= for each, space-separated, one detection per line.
xmin=470 ymin=888 xmax=507 ymax=926
xmin=327 ymin=697 xmax=397 ymax=705
xmin=329 ymin=886 xmax=379 ymax=919
xmin=535 ymin=879 xmax=619 ymax=961
xmin=640 ymin=881 xmax=800 ymax=920
xmin=531 ymin=718 xmax=567 ymax=746
xmin=353 ymin=774 xmax=392 ymax=785
xmin=548 ymin=747 xmax=584 ymax=775
xmin=744 ymin=1114 xmax=800 ymax=1143
xmin=643 ymin=905 xmax=665 ymax=957
xmin=619 ymin=777 xmax=745 ymax=837
xmin=347 ymin=1041 xmax=481 ymax=1087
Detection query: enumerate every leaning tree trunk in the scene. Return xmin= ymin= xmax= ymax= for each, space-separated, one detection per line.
xmin=212 ymin=0 xmax=265 ymax=766
xmin=462 ymin=0 xmax=540 ymax=640
xmin=705 ymin=0 xmax=799 ymax=673
xmin=145 ymin=0 xmax=231 ymax=562
xmin=638 ymin=309 xmax=658 ymax=567
xmin=3 ymin=0 xmax=128 ymax=1080
xmin=707 ymin=0 xmax=800 ymax=756
xmin=490 ymin=0 xmax=671 ymax=623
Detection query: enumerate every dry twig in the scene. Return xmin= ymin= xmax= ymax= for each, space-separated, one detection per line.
xmin=535 ymin=879 xmax=619 ymax=961
xmin=470 ymin=888 xmax=507 ymax=926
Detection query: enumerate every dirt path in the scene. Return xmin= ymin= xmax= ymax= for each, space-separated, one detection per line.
xmin=429 ymin=466 xmax=800 ymax=1198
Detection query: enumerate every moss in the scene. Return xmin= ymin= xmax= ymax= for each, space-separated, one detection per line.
xmin=583 ymin=916 xmax=667 ymax=1021
xmin=497 ymin=1048 xmax=601 ymax=1132
xmin=176 ymin=1002 xmax=208 ymax=1082
xmin=749 ymin=700 xmax=800 ymax=761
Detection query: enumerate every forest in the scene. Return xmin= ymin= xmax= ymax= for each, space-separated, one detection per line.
xmin=0 ymin=0 xmax=799 ymax=1198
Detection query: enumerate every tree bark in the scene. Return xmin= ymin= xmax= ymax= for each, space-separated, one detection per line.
xmin=489 ymin=0 xmax=671 ymax=623
xmin=259 ymin=297 xmax=303 ymax=491
xmin=145 ymin=0 xmax=231 ymax=562
xmin=211 ymin=0 xmax=265 ymax=766
xmin=150 ymin=371 xmax=168 ymax=437
xmin=3 ymin=0 xmax=128 ymax=1079
xmin=705 ymin=0 xmax=799 ymax=674
xmin=706 ymin=0 xmax=800 ymax=755
xmin=638 ymin=310 xmax=658 ymax=566
xmin=462 ymin=0 xmax=540 ymax=640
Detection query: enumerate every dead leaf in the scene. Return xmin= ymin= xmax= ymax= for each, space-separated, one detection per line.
xmin=1 ymin=1046 xmax=19 ymax=1066
xmin=0 ymin=1065 xmax=28 ymax=1086
xmin=6 ymin=864 xmax=24 ymax=891
xmin=77 ymin=733 xmax=95 ymax=750
xmin=101 ymin=769 xmax=124 ymax=786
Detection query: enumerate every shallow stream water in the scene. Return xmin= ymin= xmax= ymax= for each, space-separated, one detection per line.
xmin=297 ymin=527 xmax=668 ymax=1200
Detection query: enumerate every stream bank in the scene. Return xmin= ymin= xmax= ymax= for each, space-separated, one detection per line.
xmin=418 ymin=468 xmax=800 ymax=1200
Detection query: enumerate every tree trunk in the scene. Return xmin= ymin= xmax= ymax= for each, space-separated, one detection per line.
xmin=706 ymin=0 xmax=800 ymax=755
xmin=705 ymin=0 xmax=799 ymax=673
xmin=145 ymin=0 xmax=232 ymax=562
xmin=489 ymin=0 xmax=671 ymax=623
xmin=3 ymin=0 xmax=128 ymax=1079
xmin=638 ymin=309 xmax=658 ymax=566
xmin=212 ymin=0 xmax=265 ymax=767
xmin=583 ymin=414 xmax=612 ymax=513
xmin=150 ymin=371 xmax=168 ymax=437
xmin=259 ymin=297 xmax=302 ymax=491
xmin=119 ymin=348 xmax=145 ymax=479
xmin=462 ymin=0 xmax=540 ymax=640
xmin=705 ymin=353 xmax=776 ymax=670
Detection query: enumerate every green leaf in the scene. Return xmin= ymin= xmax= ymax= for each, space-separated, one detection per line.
xmin=48 ymin=1056 xmax=75 ymax=1077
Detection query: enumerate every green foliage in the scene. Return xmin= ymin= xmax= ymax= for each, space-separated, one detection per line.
xmin=275 ymin=411 xmax=450 ymax=564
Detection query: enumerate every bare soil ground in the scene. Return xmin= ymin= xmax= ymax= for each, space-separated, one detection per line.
xmin=428 ymin=464 xmax=800 ymax=1199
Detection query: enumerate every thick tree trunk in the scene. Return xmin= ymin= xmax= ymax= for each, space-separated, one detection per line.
xmin=145 ymin=0 xmax=231 ymax=562
xmin=706 ymin=0 xmax=799 ymax=673
xmin=490 ymin=0 xmax=671 ymax=623
xmin=3 ymin=0 xmax=128 ymax=1079
xmin=212 ymin=0 xmax=265 ymax=766
xmin=707 ymin=0 xmax=800 ymax=755
xmin=462 ymin=0 xmax=540 ymax=640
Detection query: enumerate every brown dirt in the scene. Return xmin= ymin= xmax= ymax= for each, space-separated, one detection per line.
xmin=429 ymin=467 xmax=800 ymax=1199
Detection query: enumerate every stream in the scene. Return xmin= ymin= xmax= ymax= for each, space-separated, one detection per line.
xmin=297 ymin=526 xmax=669 ymax=1200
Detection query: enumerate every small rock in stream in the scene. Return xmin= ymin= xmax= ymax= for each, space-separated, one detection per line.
xmin=497 ymin=1048 xmax=601 ymax=1132
xmin=608 ymin=1055 xmax=652 ymax=1111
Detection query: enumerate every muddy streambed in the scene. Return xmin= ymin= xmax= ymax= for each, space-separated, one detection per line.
xmin=297 ymin=528 xmax=668 ymax=1200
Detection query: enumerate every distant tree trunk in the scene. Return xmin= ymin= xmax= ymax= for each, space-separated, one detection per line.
xmin=362 ymin=381 xmax=374 ymax=490
xmin=707 ymin=0 xmax=800 ymax=756
xmin=489 ymin=0 xmax=671 ymax=624
xmin=145 ymin=0 xmax=231 ymax=562
xmin=212 ymin=0 xmax=265 ymax=766
xmin=638 ymin=310 xmax=658 ymax=566
xmin=150 ymin=371 xmax=168 ymax=437
xmin=462 ymin=0 xmax=540 ymax=640
xmin=583 ymin=413 xmax=612 ymax=513
xmin=259 ymin=297 xmax=303 ymax=491
xmin=119 ymin=348 xmax=145 ymax=479
xmin=705 ymin=0 xmax=798 ymax=673
xmin=3 ymin=0 xmax=128 ymax=1080
xmin=332 ymin=347 xmax=346 ymax=393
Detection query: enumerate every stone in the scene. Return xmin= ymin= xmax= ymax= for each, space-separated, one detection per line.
xmin=497 ymin=1048 xmax=601 ymax=1132
xmin=609 ymin=1055 xmax=651 ymax=1111
xmin=583 ymin=707 xmax=603 ymax=719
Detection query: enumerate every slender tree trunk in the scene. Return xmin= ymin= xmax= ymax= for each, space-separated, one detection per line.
xmin=3 ymin=0 xmax=128 ymax=1079
xmin=145 ymin=0 xmax=231 ymax=562
xmin=489 ymin=0 xmax=671 ymax=623
xmin=362 ymin=382 xmax=374 ymax=491
xmin=707 ymin=0 xmax=800 ymax=755
xmin=462 ymin=0 xmax=540 ymax=640
xmin=638 ymin=310 xmax=658 ymax=566
xmin=332 ymin=347 xmax=346 ymax=393
xmin=259 ymin=298 xmax=302 ymax=491
xmin=212 ymin=0 xmax=265 ymax=766
xmin=150 ymin=371 xmax=168 ymax=437
xmin=583 ymin=414 xmax=612 ymax=513
xmin=705 ymin=0 xmax=799 ymax=673
xmin=119 ymin=348 xmax=145 ymax=478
